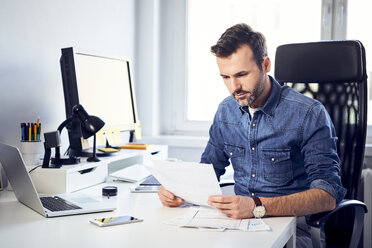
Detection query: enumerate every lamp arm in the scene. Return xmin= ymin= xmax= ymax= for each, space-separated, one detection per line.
xmin=57 ymin=116 xmax=74 ymax=133
xmin=55 ymin=116 xmax=74 ymax=160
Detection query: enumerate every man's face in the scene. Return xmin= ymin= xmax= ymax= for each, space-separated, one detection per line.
xmin=216 ymin=44 xmax=270 ymax=107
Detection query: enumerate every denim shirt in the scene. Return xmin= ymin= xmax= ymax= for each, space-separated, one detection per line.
xmin=201 ymin=76 xmax=346 ymax=203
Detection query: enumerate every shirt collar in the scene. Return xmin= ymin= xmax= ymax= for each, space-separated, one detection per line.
xmin=238 ymin=75 xmax=281 ymax=117
xmin=260 ymin=75 xmax=282 ymax=117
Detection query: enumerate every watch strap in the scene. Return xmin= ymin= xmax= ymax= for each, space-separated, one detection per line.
xmin=253 ymin=197 xmax=262 ymax=206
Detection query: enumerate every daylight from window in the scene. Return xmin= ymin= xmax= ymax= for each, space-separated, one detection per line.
xmin=187 ymin=0 xmax=321 ymax=121
xmin=347 ymin=0 xmax=372 ymax=124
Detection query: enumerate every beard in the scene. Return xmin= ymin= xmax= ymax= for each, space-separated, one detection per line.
xmin=233 ymin=75 xmax=266 ymax=107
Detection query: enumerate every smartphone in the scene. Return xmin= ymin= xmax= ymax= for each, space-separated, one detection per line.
xmin=90 ymin=216 xmax=143 ymax=227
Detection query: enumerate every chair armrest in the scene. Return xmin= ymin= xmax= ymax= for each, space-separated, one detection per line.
xmin=307 ymin=199 xmax=368 ymax=228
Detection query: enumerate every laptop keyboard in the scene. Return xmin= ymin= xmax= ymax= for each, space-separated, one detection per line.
xmin=40 ymin=196 xmax=82 ymax=212
xmin=140 ymin=175 xmax=160 ymax=186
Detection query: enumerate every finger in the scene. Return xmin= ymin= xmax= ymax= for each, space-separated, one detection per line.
xmin=159 ymin=194 xmax=184 ymax=207
xmin=208 ymin=201 xmax=234 ymax=210
xmin=158 ymin=186 xmax=175 ymax=200
xmin=208 ymin=195 xmax=235 ymax=204
xmin=213 ymin=207 xmax=236 ymax=218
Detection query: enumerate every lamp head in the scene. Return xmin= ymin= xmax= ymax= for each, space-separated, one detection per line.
xmin=72 ymin=104 xmax=105 ymax=139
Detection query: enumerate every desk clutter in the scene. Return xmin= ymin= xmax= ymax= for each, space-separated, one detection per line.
xmin=164 ymin=207 xmax=271 ymax=232
xmin=19 ymin=118 xmax=43 ymax=166
xmin=27 ymin=145 xmax=168 ymax=194
xmin=20 ymin=118 xmax=41 ymax=142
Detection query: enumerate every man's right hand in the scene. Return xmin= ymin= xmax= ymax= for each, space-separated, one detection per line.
xmin=157 ymin=185 xmax=185 ymax=207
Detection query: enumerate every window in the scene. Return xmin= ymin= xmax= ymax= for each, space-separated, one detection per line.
xmin=167 ymin=0 xmax=370 ymax=138
xmin=347 ymin=0 xmax=372 ymax=125
xmin=184 ymin=0 xmax=322 ymax=131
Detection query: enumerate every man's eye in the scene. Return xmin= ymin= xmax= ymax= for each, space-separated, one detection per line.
xmin=237 ymin=73 xmax=248 ymax=77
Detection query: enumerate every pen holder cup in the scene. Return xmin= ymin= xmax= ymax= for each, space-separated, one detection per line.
xmin=20 ymin=141 xmax=43 ymax=166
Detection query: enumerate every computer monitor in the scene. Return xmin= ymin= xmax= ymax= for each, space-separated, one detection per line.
xmin=60 ymin=47 xmax=138 ymax=157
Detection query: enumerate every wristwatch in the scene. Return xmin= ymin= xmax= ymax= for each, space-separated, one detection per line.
xmin=252 ymin=197 xmax=266 ymax=218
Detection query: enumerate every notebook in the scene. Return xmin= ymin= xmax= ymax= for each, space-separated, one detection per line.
xmin=0 ymin=143 xmax=116 ymax=217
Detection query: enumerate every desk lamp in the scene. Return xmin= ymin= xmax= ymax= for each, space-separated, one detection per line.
xmin=42 ymin=104 xmax=105 ymax=168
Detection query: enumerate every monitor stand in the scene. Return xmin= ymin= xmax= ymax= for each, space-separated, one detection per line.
xmin=129 ymin=130 xmax=135 ymax=143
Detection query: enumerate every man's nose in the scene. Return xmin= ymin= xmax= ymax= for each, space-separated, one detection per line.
xmin=230 ymin=78 xmax=242 ymax=92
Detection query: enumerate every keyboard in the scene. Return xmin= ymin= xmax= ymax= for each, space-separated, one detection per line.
xmin=40 ymin=196 xmax=82 ymax=212
xmin=139 ymin=175 xmax=160 ymax=186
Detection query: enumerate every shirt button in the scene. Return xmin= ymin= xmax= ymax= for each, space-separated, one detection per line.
xmin=230 ymin=152 xmax=233 ymax=156
xmin=252 ymin=123 xmax=256 ymax=127
xmin=252 ymin=147 xmax=255 ymax=151
xmin=251 ymin=193 xmax=255 ymax=196
xmin=252 ymin=174 xmax=256 ymax=178
xmin=271 ymin=158 xmax=275 ymax=162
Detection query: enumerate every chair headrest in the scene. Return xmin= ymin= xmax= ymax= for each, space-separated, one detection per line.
xmin=274 ymin=40 xmax=365 ymax=83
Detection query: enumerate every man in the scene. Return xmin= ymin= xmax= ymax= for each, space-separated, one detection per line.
xmin=158 ymin=23 xmax=346 ymax=246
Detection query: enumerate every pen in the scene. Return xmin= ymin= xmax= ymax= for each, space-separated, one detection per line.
xmin=21 ymin=123 xmax=25 ymax=141
xmin=37 ymin=123 xmax=41 ymax=141
xmin=28 ymin=123 xmax=31 ymax=141
xmin=24 ymin=124 xmax=28 ymax=141
xmin=34 ymin=123 xmax=37 ymax=141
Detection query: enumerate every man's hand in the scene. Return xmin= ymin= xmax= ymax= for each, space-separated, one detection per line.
xmin=157 ymin=185 xmax=185 ymax=207
xmin=208 ymin=195 xmax=255 ymax=219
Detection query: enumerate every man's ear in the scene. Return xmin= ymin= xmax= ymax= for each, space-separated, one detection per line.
xmin=262 ymin=56 xmax=271 ymax=73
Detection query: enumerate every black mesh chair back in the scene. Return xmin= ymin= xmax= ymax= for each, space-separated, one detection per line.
xmin=275 ymin=40 xmax=367 ymax=247
xmin=275 ymin=40 xmax=367 ymax=199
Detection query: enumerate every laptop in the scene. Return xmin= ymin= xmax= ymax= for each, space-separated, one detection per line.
xmin=0 ymin=143 xmax=116 ymax=217
xmin=108 ymin=164 xmax=160 ymax=193
xmin=129 ymin=174 xmax=160 ymax=193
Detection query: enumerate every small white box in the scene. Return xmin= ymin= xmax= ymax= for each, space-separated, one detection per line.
xmin=28 ymin=161 xmax=107 ymax=194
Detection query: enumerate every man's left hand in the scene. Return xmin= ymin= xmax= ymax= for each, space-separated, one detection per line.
xmin=208 ymin=195 xmax=255 ymax=219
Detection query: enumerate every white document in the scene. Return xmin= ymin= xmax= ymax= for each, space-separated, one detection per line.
xmin=145 ymin=160 xmax=222 ymax=206
xmin=109 ymin=164 xmax=151 ymax=182
xmin=164 ymin=207 xmax=270 ymax=232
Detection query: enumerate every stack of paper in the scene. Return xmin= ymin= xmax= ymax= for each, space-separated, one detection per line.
xmin=164 ymin=207 xmax=271 ymax=231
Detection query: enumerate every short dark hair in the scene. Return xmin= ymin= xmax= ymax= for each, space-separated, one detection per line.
xmin=210 ymin=23 xmax=268 ymax=70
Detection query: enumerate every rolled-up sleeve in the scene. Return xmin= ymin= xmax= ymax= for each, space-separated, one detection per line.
xmin=301 ymin=103 xmax=347 ymax=203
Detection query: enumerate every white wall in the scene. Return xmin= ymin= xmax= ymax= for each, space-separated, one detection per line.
xmin=0 ymin=0 xmax=205 ymax=162
xmin=0 ymin=0 xmax=136 ymax=151
xmin=134 ymin=0 xmax=207 ymax=162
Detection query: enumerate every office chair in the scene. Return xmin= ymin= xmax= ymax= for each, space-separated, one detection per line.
xmin=274 ymin=40 xmax=368 ymax=248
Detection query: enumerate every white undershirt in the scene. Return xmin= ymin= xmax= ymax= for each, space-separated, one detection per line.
xmin=248 ymin=106 xmax=259 ymax=120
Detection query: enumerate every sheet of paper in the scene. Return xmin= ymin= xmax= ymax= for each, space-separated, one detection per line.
xmin=164 ymin=207 xmax=270 ymax=232
xmin=109 ymin=164 xmax=151 ymax=182
xmin=96 ymin=129 xmax=106 ymax=146
xmin=145 ymin=160 xmax=222 ymax=206
xmin=248 ymin=218 xmax=271 ymax=231
xmin=105 ymin=130 xmax=114 ymax=145
xmin=163 ymin=207 xmax=249 ymax=231
xmin=134 ymin=123 xmax=142 ymax=140
xmin=112 ymin=128 xmax=122 ymax=145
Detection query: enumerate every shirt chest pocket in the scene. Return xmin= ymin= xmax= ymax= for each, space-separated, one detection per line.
xmin=262 ymin=149 xmax=293 ymax=184
xmin=223 ymin=144 xmax=245 ymax=169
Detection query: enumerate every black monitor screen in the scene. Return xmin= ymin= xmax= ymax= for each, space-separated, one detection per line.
xmin=60 ymin=47 xmax=138 ymax=156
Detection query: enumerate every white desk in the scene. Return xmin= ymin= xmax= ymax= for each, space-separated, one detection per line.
xmin=27 ymin=145 xmax=168 ymax=194
xmin=0 ymin=181 xmax=296 ymax=248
